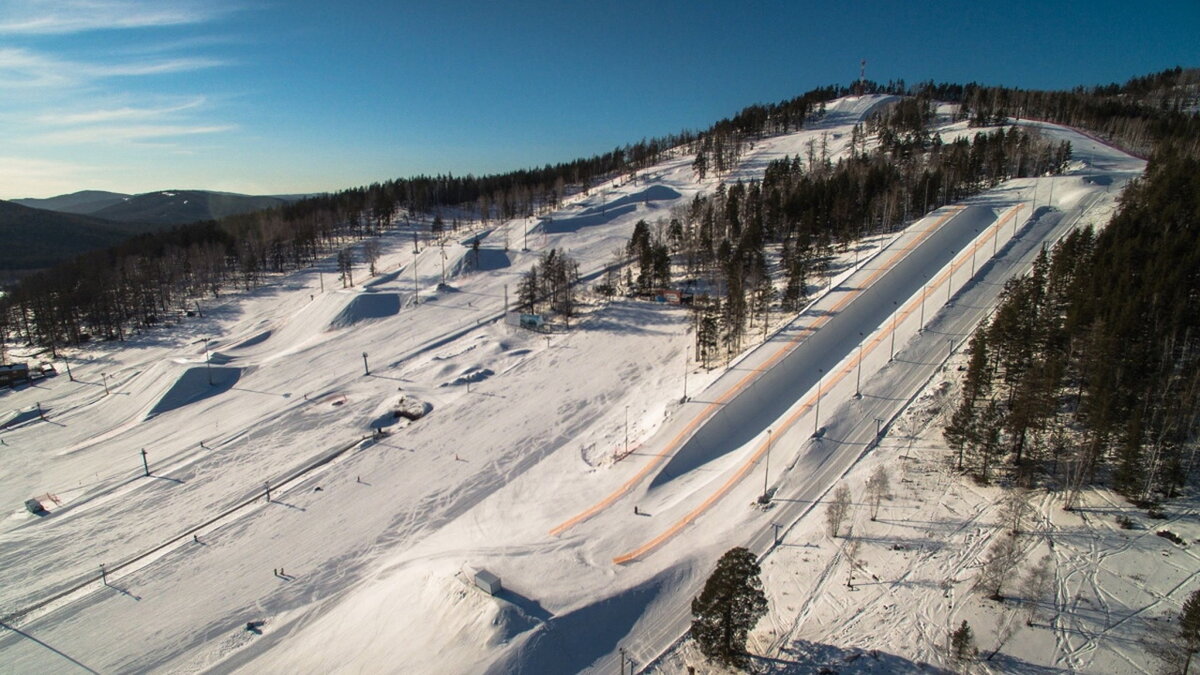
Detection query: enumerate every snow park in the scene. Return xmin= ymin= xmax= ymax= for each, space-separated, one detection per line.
xmin=2 ymin=66 xmax=1200 ymax=674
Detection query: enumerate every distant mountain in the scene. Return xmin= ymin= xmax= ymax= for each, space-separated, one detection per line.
xmin=14 ymin=189 xmax=302 ymax=227
xmin=89 ymin=190 xmax=289 ymax=226
xmin=0 ymin=200 xmax=162 ymax=272
xmin=12 ymin=190 xmax=130 ymax=215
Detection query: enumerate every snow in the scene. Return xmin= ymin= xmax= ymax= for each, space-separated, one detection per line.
xmin=0 ymin=95 xmax=1167 ymax=674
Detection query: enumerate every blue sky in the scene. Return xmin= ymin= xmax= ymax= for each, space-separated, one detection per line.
xmin=1 ymin=0 xmax=1196 ymax=199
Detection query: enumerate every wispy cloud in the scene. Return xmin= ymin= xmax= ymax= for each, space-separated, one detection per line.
xmin=37 ymin=97 xmax=207 ymax=125
xmin=0 ymin=47 xmax=226 ymax=89
xmin=36 ymin=123 xmax=236 ymax=145
xmin=0 ymin=0 xmax=233 ymax=35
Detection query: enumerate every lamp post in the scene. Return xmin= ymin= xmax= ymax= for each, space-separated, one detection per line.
xmin=624 ymin=405 xmax=629 ymax=457
xmin=204 ymin=338 xmax=213 ymax=386
xmin=854 ymin=334 xmax=863 ymax=399
xmin=682 ymin=345 xmax=689 ymax=403
xmin=889 ymin=302 xmax=898 ymax=362
xmin=362 ymin=352 xmax=369 ymax=376
xmin=761 ymin=428 xmax=772 ymax=503
xmin=919 ymin=284 xmax=928 ymax=332
xmin=813 ymin=370 xmax=823 ymax=437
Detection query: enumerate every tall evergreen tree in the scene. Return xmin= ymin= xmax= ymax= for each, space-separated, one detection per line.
xmin=691 ymin=547 xmax=769 ymax=668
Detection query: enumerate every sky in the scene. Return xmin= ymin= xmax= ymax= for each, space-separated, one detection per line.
xmin=0 ymin=0 xmax=1196 ymax=199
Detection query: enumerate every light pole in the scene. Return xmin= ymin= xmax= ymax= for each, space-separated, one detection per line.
xmin=102 ymin=372 xmax=109 ymax=395
xmin=919 ymin=285 xmax=928 ymax=333
xmin=682 ymin=346 xmax=689 ymax=403
xmin=64 ymin=358 xmax=74 ymax=382
xmin=761 ymin=428 xmax=772 ymax=503
xmin=362 ymin=352 xmax=369 ymax=376
xmin=813 ymin=370 xmax=823 ymax=437
xmin=875 ymin=417 xmax=884 ymax=437
xmin=889 ymin=302 xmax=898 ymax=362
xmin=947 ymin=256 xmax=954 ymax=303
xmin=204 ymin=338 xmax=213 ymax=386
xmin=625 ymin=405 xmax=629 ymax=457
xmin=854 ymin=334 xmax=863 ymax=399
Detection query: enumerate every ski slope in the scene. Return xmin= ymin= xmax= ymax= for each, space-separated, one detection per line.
xmin=0 ymin=95 xmax=1162 ymax=674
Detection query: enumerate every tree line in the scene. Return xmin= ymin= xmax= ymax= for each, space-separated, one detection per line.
xmin=944 ymin=148 xmax=1200 ymax=507
xmin=658 ymin=104 xmax=1069 ymax=368
xmin=0 ymin=70 xmax=1188 ymax=356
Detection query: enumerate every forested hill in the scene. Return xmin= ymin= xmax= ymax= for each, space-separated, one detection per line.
xmin=0 ymin=200 xmax=162 ymax=272
xmin=86 ymin=190 xmax=292 ymax=226
xmin=12 ymin=190 xmax=128 ymax=215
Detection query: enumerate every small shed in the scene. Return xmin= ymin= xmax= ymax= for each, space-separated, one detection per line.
xmin=473 ymin=569 xmax=502 ymax=596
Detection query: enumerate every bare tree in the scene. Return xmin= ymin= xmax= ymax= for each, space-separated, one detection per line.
xmin=999 ymin=487 xmax=1033 ymax=535
xmin=866 ymin=465 xmax=891 ymax=520
xmin=1020 ymin=554 xmax=1054 ymax=625
xmin=976 ymin=534 xmax=1020 ymax=600
xmin=826 ymin=484 xmax=853 ymax=538
xmin=361 ymin=240 xmax=381 ymax=277
xmin=336 ymin=248 xmax=354 ymax=288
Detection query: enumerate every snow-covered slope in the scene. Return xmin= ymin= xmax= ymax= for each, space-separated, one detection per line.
xmin=0 ymin=96 xmax=1159 ymax=674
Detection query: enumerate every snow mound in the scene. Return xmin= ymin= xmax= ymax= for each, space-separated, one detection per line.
xmin=2 ymin=407 xmax=47 ymax=430
xmin=328 ymin=292 xmax=401 ymax=329
xmin=442 ymin=367 xmax=494 ymax=387
xmin=145 ymin=366 xmax=240 ymax=419
xmin=451 ymin=248 xmax=512 ymax=275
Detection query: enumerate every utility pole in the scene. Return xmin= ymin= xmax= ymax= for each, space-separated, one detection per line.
xmin=141 ymin=448 xmax=150 ymax=476
xmin=362 ymin=352 xmax=369 ymax=376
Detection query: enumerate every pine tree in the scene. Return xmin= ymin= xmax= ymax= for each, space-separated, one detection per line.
xmin=691 ymin=547 xmax=768 ymax=668
xmin=1181 ymin=589 xmax=1200 ymax=675
xmin=949 ymin=620 xmax=977 ymax=664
